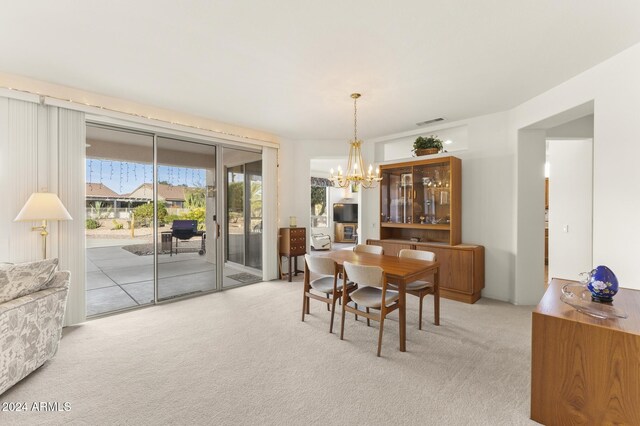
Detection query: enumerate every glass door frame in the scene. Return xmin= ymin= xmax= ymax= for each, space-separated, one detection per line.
xmin=153 ymin=133 xmax=225 ymax=302
xmin=85 ymin=120 xmax=235 ymax=316
xmin=221 ymin=148 xmax=264 ymax=288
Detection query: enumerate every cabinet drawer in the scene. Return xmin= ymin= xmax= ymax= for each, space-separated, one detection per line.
xmin=290 ymin=246 xmax=306 ymax=255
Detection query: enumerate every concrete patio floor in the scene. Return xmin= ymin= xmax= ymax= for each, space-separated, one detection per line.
xmin=86 ymin=244 xmax=261 ymax=317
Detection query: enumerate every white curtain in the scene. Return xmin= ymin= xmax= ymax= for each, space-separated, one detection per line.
xmin=0 ymin=95 xmax=86 ymax=325
xmin=262 ymin=146 xmax=278 ymax=280
xmin=57 ymin=109 xmax=86 ymax=326
xmin=0 ymin=99 xmax=40 ymax=262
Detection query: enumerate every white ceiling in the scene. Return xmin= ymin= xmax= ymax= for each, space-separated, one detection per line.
xmin=2 ymin=1 xmax=640 ymax=140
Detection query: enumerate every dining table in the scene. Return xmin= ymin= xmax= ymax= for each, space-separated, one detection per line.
xmin=319 ymin=250 xmax=440 ymax=352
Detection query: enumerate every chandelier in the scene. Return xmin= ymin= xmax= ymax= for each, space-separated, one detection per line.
xmin=329 ymin=93 xmax=382 ymax=189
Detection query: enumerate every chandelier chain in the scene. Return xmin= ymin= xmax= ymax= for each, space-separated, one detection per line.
xmin=353 ymin=95 xmax=358 ymax=141
xmin=329 ymin=92 xmax=381 ymax=189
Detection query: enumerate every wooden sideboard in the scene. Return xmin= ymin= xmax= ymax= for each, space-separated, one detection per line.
xmin=367 ymin=239 xmax=484 ymax=303
xmin=278 ymin=227 xmax=306 ymax=282
xmin=531 ymin=279 xmax=640 ymax=425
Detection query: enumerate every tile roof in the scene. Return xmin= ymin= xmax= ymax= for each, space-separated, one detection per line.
xmin=125 ymin=183 xmax=194 ymax=201
xmin=86 ymin=183 xmax=119 ymax=198
xmin=86 ymin=182 xmax=198 ymax=201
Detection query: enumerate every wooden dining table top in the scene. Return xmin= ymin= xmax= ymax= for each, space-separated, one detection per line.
xmin=319 ymin=250 xmax=439 ymax=284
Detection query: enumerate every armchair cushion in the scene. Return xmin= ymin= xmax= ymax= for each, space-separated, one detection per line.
xmin=0 ymin=259 xmax=59 ymax=304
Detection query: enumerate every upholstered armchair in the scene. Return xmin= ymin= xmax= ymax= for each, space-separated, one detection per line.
xmin=0 ymin=261 xmax=69 ymax=395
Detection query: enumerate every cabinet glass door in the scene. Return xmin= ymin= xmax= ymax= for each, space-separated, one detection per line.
xmin=381 ymin=166 xmax=413 ymax=223
xmin=413 ymin=161 xmax=451 ymax=225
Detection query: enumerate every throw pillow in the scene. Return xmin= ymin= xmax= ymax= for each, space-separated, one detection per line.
xmin=0 ymin=258 xmax=59 ymax=303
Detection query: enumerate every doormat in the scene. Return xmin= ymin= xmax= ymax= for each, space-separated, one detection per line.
xmin=122 ymin=242 xmax=200 ymax=256
xmin=227 ymin=272 xmax=262 ymax=283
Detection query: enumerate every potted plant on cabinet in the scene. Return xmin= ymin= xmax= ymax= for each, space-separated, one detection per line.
xmin=412 ymin=135 xmax=444 ymax=156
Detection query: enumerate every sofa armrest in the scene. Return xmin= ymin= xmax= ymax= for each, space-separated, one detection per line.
xmin=0 ymin=285 xmax=68 ymax=317
xmin=42 ymin=270 xmax=71 ymax=291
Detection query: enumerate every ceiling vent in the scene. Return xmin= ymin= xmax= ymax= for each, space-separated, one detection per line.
xmin=416 ymin=117 xmax=444 ymax=126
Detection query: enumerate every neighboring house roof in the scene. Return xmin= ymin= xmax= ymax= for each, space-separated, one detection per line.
xmin=125 ymin=183 xmax=193 ymax=202
xmin=86 ymin=182 xmax=196 ymax=202
xmin=86 ymin=183 xmax=119 ymax=198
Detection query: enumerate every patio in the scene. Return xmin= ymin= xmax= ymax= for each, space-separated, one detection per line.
xmin=86 ymin=242 xmax=261 ymax=317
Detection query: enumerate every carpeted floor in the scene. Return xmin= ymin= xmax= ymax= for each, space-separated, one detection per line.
xmin=1 ymin=280 xmax=538 ymax=425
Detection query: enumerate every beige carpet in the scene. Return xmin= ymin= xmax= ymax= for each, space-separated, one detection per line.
xmin=1 ymin=280 xmax=538 ymax=425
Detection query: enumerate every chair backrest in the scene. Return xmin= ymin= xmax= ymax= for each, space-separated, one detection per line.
xmin=398 ymin=249 xmax=436 ymax=262
xmin=353 ymin=244 xmax=384 ymax=255
xmin=304 ymin=254 xmax=336 ymax=276
xmin=343 ymin=261 xmax=384 ymax=288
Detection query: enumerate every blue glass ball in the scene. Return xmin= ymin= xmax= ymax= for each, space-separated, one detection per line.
xmin=587 ymin=265 xmax=618 ymax=303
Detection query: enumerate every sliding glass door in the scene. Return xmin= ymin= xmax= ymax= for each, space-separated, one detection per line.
xmin=85 ymin=126 xmax=156 ymax=316
xmin=223 ymin=147 xmax=263 ymax=288
xmin=86 ymin=125 xmax=222 ymax=316
xmin=156 ymin=137 xmax=218 ymax=301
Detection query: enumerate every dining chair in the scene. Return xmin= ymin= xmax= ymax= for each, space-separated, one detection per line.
xmin=394 ymin=249 xmax=439 ymax=330
xmin=353 ymin=244 xmax=384 ymax=255
xmin=302 ymin=254 xmax=356 ymax=333
xmin=340 ymin=261 xmax=399 ymax=357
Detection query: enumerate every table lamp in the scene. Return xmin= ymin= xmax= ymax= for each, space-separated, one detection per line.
xmin=14 ymin=192 xmax=73 ymax=259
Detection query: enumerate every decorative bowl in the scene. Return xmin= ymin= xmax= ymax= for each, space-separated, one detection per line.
xmin=560 ymin=283 xmax=627 ymax=319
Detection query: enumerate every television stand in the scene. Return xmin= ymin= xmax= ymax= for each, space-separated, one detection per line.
xmin=335 ymin=222 xmax=357 ymax=243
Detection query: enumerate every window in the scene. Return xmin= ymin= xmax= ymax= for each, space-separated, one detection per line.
xmin=310 ymin=177 xmax=330 ymax=228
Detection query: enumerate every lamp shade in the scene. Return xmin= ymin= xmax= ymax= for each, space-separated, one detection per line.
xmin=14 ymin=193 xmax=73 ymax=221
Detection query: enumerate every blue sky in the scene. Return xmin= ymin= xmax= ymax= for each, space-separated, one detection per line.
xmin=86 ymin=159 xmax=205 ymax=195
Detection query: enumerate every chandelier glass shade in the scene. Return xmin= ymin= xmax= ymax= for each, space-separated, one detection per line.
xmin=329 ymin=93 xmax=382 ymax=189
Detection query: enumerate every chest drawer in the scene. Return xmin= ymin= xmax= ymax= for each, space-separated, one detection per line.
xmin=279 ymin=227 xmax=307 ymax=255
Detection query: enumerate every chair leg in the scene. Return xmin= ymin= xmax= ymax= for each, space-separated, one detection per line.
xmin=366 ymin=308 xmax=370 ymax=327
xmin=301 ymin=278 xmax=307 ymax=321
xmin=354 ymin=302 xmax=358 ymax=321
xmin=340 ymin=296 xmax=347 ymax=340
xmin=377 ymin=312 xmax=385 ymax=357
xmin=419 ymin=295 xmax=424 ymax=330
xmin=326 ymin=294 xmax=330 ymax=311
xmin=330 ymin=293 xmax=338 ymax=334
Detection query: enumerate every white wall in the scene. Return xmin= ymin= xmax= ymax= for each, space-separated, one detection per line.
xmin=514 ymin=129 xmax=546 ymax=304
xmin=279 ymin=138 xmax=349 ymax=242
xmin=362 ymin=112 xmax=515 ymax=302
xmin=548 ymin=139 xmax=593 ymax=281
xmin=382 ymin=124 xmax=469 ymax=161
xmin=511 ymin=42 xmax=640 ymax=296
xmin=547 ymin=115 xmax=594 ymax=138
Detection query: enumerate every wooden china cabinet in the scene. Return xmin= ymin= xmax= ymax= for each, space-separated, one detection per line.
xmin=367 ymin=155 xmax=485 ymax=303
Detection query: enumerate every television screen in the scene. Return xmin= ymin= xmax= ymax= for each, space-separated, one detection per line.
xmin=333 ymin=203 xmax=358 ymax=223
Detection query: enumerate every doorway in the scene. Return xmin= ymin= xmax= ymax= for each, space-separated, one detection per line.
xmin=545 ymin=138 xmax=593 ymax=285
xmin=515 ymin=103 xmax=594 ymax=305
